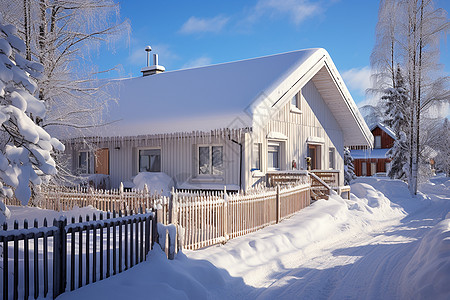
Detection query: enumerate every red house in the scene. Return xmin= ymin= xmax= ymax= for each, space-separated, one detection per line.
xmin=351 ymin=123 xmax=395 ymax=176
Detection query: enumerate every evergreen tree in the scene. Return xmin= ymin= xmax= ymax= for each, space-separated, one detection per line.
xmin=383 ymin=66 xmax=411 ymax=180
xmin=344 ymin=147 xmax=356 ymax=185
xmin=0 ymin=17 xmax=64 ymax=223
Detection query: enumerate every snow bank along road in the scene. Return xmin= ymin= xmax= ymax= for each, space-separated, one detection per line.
xmin=55 ymin=177 xmax=449 ymax=300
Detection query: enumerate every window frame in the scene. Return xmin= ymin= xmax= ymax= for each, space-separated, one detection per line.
xmin=290 ymin=89 xmax=302 ymax=114
xmin=328 ymin=147 xmax=335 ymax=169
xmin=370 ymin=162 xmax=377 ymax=176
xmin=267 ymin=142 xmax=281 ymax=171
xmin=361 ymin=162 xmax=367 ymax=176
xmin=197 ymin=144 xmax=224 ymax=177
xmin=374 ymin=135 xmax=382 ymax=149
xmin=137 ymin=147 xmax=162 ymax=173
xmin=78 ymin=150 xmax=92 ymax=174
xmin=251 ymin=143 xmax=262 ymax=171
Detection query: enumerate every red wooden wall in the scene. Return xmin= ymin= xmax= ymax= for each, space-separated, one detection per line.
xmin=372 ymin=127 xmax=394 ymax=148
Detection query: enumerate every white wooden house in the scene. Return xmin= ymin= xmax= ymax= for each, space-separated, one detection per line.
xmin=64 ymin=48 xmax=373 ymax=191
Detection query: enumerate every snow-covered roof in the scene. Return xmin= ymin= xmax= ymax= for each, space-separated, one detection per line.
xmin=370 ymin=123 xmax=396 ymax=139
xmin=100 ymin=48 xmax=372 ymax=147
xmin=351 ymin=149 xmax=390 ymax=159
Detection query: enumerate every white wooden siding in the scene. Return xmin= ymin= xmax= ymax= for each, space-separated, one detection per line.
xmin=66 ymin=131 xmax=243 ymax=189
xmin=246 ymin=79 xmax=344 ymax=188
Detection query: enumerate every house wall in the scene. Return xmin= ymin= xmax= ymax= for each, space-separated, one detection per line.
xmin=353 ymin=126 xmax=394 ymax=177
xmin=354 ymin=158 xmax=392 ymax=176
xmin=372 ymin=127 xmax=394 ymax=148
xmin=245 ymin=80 xmax=344 ymax=189
xmin=65 ymin=131 xmax=242 ymax=190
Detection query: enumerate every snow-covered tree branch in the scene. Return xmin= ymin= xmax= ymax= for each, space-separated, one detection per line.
xmin=0 ymin=17 xmax=64 ymax=222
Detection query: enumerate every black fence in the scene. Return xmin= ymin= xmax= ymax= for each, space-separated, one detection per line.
xmin=0 ymin=210 xmax=156 ymax=300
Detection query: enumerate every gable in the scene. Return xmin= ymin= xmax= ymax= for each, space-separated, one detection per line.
xmin=372 ymin=126 xmax=395 ymax=148
xmin=251 ymin=49 xmax=372 ymax=147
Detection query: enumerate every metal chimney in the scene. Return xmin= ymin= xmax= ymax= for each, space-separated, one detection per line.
xmin=145 ymin=45 xmax=152 ymax=67
xmin=141 ymin=46 xmax=165 ymax=76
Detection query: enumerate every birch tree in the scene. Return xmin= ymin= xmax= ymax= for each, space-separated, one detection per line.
xmin=0 ymin=0 xmax=128 ymax=131
xmin=371 ymin=0 xmax=449 ymax=194
xmin=370 ymin=0 xmax=401 ymax=91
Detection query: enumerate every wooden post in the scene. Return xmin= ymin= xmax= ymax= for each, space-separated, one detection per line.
xmin=152 ymin=210 xmax=158 ymax=249
xmin=276 ymin=185 xmax=280 ymax=224
xmin=168 ymin=187 xmax=175 ymax=224
xmin=53 ymin=218 xmax=67 ymax=299
xmin=169 ymin=187 xmax=180 ymax=254
xmin=223 ymin=186 xmax=229 ymax=242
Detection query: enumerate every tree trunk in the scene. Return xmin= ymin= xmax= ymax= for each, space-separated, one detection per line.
xmin=23 ymin=0 xmax=31 ymax=60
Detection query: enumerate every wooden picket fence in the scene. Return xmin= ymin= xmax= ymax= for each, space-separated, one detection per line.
xmin=175 ymin=182 xmax=310 ymax=250
xmin=5 ymin=179 xmax=311 ymax=253
xmin=0 ymin=210 xmax=156 ymax=300
xmin=2 ymin=185 xmax=165 ymax=214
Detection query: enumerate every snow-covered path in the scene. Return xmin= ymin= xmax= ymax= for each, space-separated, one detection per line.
xmin=52 ymin=176 xmax=449 ymax=300
xmin=187 ymin=177 xmax=450 ymax=300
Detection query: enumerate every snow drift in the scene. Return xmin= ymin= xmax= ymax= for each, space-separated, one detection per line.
xmin=132 ymin=172 xmax=174 ymax=196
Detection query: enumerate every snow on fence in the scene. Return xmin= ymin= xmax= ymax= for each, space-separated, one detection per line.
xmin=0 ymin=211 xmax=156 ymax=300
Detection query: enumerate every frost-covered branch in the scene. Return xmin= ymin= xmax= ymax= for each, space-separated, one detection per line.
xmin=0 ymin=17 xmax=65 ymax=222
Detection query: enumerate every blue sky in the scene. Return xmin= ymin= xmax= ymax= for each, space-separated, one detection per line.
xmin=96 ymin=0 xmax=449 ymax=107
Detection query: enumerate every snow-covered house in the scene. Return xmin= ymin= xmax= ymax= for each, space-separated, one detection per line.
xmin=351 ymin=123 xmax=394 ymax=176
xmin=64 ymin=48 xmax=372 ymax=191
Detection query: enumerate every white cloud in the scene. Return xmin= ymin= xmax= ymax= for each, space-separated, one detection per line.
xmin=181 ymin=56 xmax=213 ymax=69
xmin=249 ymin=0 xmax=322 ymax=25
xmin=180 ymin=16 xmax=229 ymax=34
xmin=341 ymin=66 xmax=373 ymax=95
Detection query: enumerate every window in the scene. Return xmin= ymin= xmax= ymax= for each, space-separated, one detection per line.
xmin=78 ymin=151 xmax=91 ymax=174
xmin=268 ymin=143 xmax=280 ymax=170
xmin=374 ymin=135 xmax=381 ymax=148
xmin=385 ymin=162 xmax=391 ymax=173
xmin=139 ymin=149 xmax=161 ymax=172
xmin=329 ymin=147 xmax=335 ymax=169
xmin=252 ymin=143 xmax=261 ymax=171
xmin=371 ymin=162 xmax=377 ymax=176
xmin=290 ymin=90 xmax=302 ymax=113
xmin=198 ymin=146 xmax=223 ymax=175
xmin=361 ymin=162 xmax=367 ymax=176
xmin=291 ymin=93 xmax=299 ymax=108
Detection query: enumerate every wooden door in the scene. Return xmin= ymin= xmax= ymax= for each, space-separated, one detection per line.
xmin=95 ymin=148 xmax=109 ymax=175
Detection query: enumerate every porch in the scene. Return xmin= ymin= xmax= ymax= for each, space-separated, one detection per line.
xmin=266 ymin=170 xmax=351 ymax=200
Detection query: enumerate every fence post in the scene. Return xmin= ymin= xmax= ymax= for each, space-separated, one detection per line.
xmin=168 ymin=187 xmax=177 ymax=225
xmin=53 ymin=218 xmax=67 ymax=299
xmin=276 ymin=185 xmax=280 ymax=224
xmin=223 ymin=186 xmax=229 ymax=242
xmin=151 ymin=208 xmax=159 ymax=248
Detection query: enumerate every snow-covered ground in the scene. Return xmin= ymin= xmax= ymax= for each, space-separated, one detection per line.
xmin=6 ymin=176 xmax=450 ymax=300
